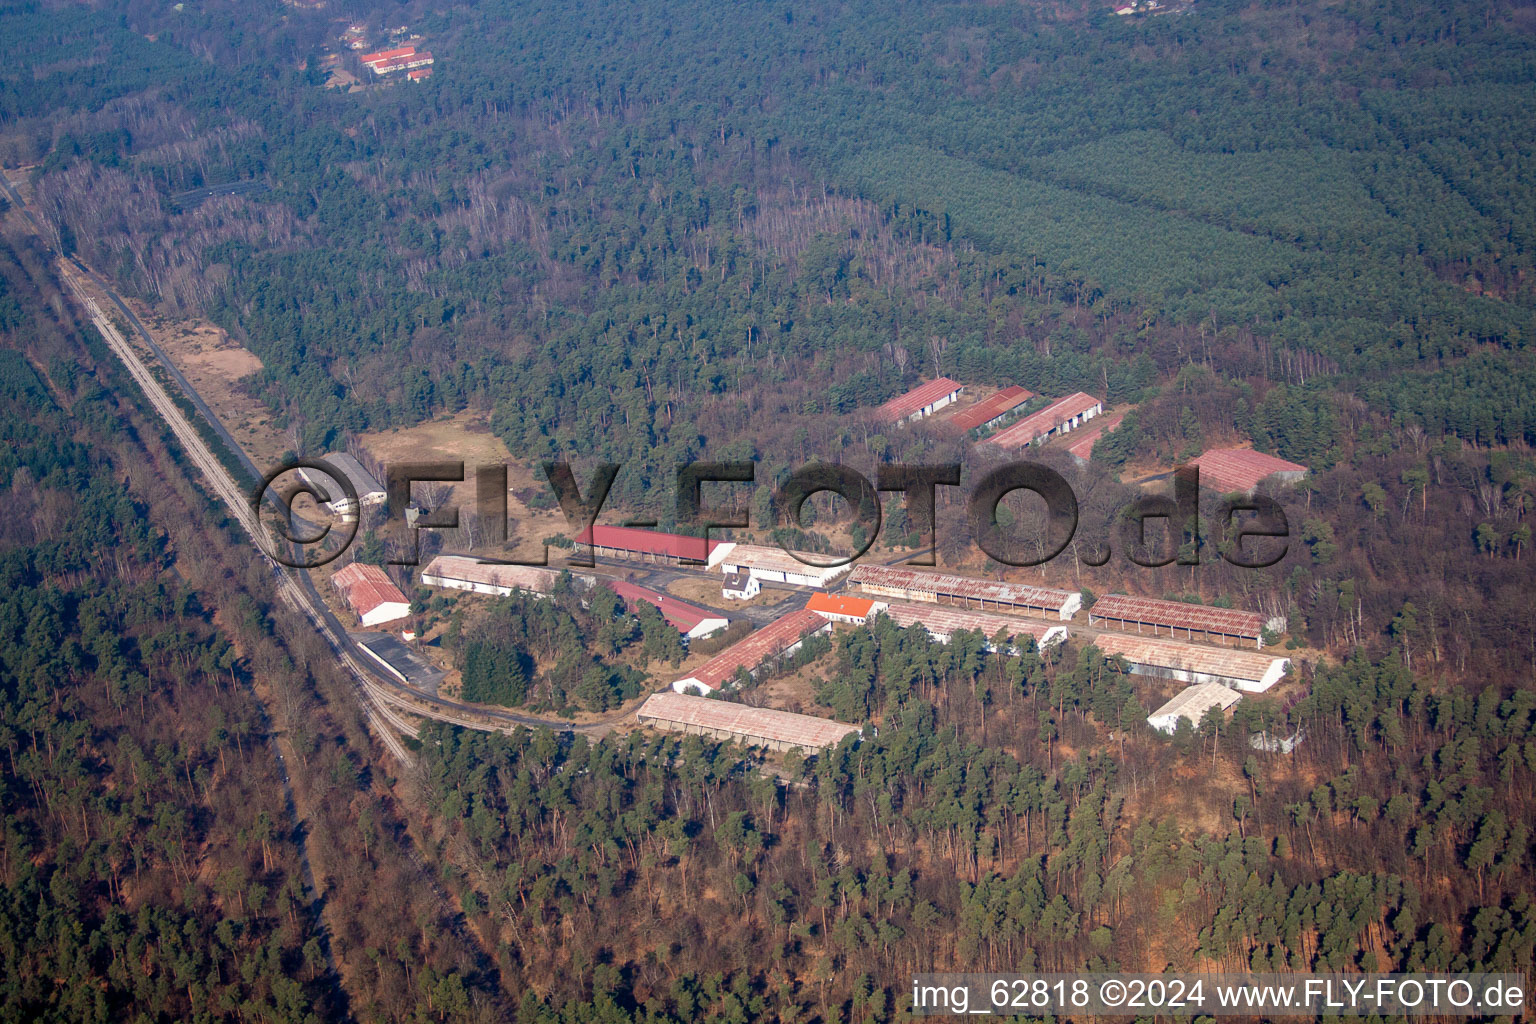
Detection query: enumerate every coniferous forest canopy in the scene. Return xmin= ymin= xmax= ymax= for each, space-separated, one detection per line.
xmin=2 ymin=0 xmax=1536 ymax=1019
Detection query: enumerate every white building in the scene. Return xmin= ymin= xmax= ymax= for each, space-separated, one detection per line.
xmin=711 ymin=543 xmax=853 ymax=589
xmin=721 ymin=571 xmax=761 ymax=601
xmin=419 ymin=555 xmax=592 ymax=597
xmin=1146 ymin=683 xmax=1243 ymax=735
xmin=298 ymin=452 xmax=386 ymax=521
xmin=332 ymin=563 xmax=411 ymax=627
xmin=1090 ymin=633 xmax=1290 ymax=693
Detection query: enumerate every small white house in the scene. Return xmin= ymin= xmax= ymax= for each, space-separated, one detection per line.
xmin=722 ymin=571 xmax=761 ymax=601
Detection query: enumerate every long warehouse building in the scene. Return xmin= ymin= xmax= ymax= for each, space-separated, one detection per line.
xmin=575 ymin=524 xmax=720 ymax=565
xmin=637 ymin=692 xmax=861 ymax=754
xmin=1089 ymin=632 xmax=1289 ymax=692
xmin=1088 ymin=593 xmax=1285 ymax=648
xmin=604 ymin=580 xmax=729 ymax=640
xmin=420 ymin=555 xmax=593 ymax=596
xmin=877 ymin=601 xmax=1069 ymax=650
xmin=985 ymin=392 xmax=1103 ymax=450
xmin=847 ymin=564 xmax=1081 ymax=620
xmin=672 ymin=608 xmax=830 ymax=694
xmin=712 ymin=542 xmax=854 ymax=588
xmin=1146 ymin=683 xmax=1243 ymax=735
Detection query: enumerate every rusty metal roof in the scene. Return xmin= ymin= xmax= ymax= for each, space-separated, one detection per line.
xmin=877 ymin=602 xmax=1067 ymax=646
xmin=332 ymin=563 xmax=409 ymax=617
xmin=1188 ymin=448 xmax=1309 ymax=494
xmin=1089 ymin=631 xmax=1287 ymax=683
xmin=986 ymin=392 xmax=1103 ymax=449
xmin=946 ymin=386 xmax=1035 ymax=433
xmin=1090 ymin=593 xmax=1267 ymax=638
xmin=874 ymin=377 xmax=963 ymax=424
xmin=675 ymin=608 xmax=828 ymax=690
xmin=638 ymin=692 xmax=859 ymax=750
xmin=848 ymin=564 xmax=1076 ymax=612
xmin=1064 ymin=410 xmax=1127 ymax=461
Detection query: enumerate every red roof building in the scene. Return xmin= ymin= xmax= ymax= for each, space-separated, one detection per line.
xmin=986 ymin=392 xmax=1104 ymax=450
xmin=1188 ymin=448 xmax=1308 ymax=495
xmin=945 ymin=385 xmax=1036 ymax=433
xmin=874 ymin=378 xmax=963 ymax=425
xmin=360 ymin=45 xmax=414 ymax=65
xmin=806 ymin=592 xmax=880 ymax=624
xmin=1088 ymin=593 xmax=1285 ymax=648
xmin=575 ymin=524 xmax=720 ymax=565
xmin=1065 ymin=410 xmax=1127 ymax=463
xmin=371 ymin=51 xmax=433 ymax=74
xmin=605 ymin=580 xmax=729 ymax=639
xmin=332 ymin=563 xmax=411 ymax=627
xmin=407 ymin=67 xmax=433 ymax=81
xmin=672 ymin=608 xmax=830 ymax=694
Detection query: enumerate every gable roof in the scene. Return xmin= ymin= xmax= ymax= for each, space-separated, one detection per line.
xmin=873 ymin=378 xmax=963 ymax=424
xmin=1188 ymin=448 xmax=1309 ymax=493
xmin=986 ymin=392 xmax=1103 ymax=449
xmin=332 ymin=563 xmax=409 ymax=617
xmin=946 ymin=385 xmax=1035 ymax=432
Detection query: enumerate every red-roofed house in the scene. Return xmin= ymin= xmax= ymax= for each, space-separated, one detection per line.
xmin=985 ymin=392 xmax=1103 ymax=450
xmin=371 ymin=51 xmax=433 ymax=74
xmin=605 ymin=580 xmax=728 ymax=640
xmin=946 ymin=385 xmax=1036 ymax=434
xmin=874 ymin=378 xmax=963 ymax=426
xmin=672 ymin=609 xmax=830 ymax=694
xmin=360 ymin=45 xmax=414 ymax=65
xmin=1188 ymin=448 xmax=1309 ymax=495
xmin=407 ymin=67 xmax=433 ymax=82
xmin=332 ymin=563 xmax=411 ymax=627
xmin=575 ymin=525 xmax=721 ymax=566
xmin=806 ymin=592 xmax=883 ymax=625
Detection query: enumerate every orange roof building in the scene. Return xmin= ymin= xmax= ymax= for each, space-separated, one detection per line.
xmin=806 ymin=592 xmax=881 ymax=625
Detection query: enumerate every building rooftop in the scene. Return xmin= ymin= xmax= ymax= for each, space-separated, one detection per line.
xmin=945 ymin=385 xmax=1036 ymax=433
xmin=1065 ymin=410 xmax=1127 ymax=461
xmin=873 ymin=377 xmax=963 ymax=424
xmin=878 ymin=602 xmax=1067 ymax=646
xmin=332 ymin=563 xmax=408 ymax=618
xmin=717 ymin=543 xmax=848 ymax=576
xmin=637 ymin=692 xmax=859 ymax=750
xmin=1090 ymin=593 xmax=1268 ymax=639
xmin=419 ymin=555 xmax=577 ymax=593
xmin=676 ymin=608 xmax=827 ymax=691
xmin=361 ymin=45 xmax=414 ymax=63
xmin=986 ymin=392 xmax=1103 ymax=449
xmin=576 ymin=524 xmax=720 ymax=563
xmin=1089 ymin=632 xmax=1288 ymax=683
xmin=1148 ymin=682 xmax=1243 ymax=726
xmin=806 ymin=593 xmax=877 ymax=619
xmin=722 ymin=571 xmax=754 ymax=592
xmin=1188 ymin=448 xmax=1309 ymax=494
xmin=605 ymin=580 xmax=725 ymax=634
xmin=848 ymin=564 xmax=1077 ymax=611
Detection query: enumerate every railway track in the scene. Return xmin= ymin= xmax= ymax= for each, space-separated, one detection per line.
xmin=54 ymin=257 xmax=627 ymax=757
